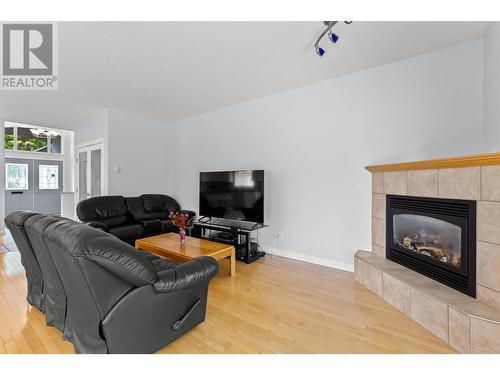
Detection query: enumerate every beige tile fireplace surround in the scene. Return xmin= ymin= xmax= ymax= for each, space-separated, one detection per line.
xmin=356 ymin=152 xmax=500 ymax=353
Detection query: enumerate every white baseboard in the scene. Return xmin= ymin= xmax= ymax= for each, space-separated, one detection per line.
xmin=264 ymin=248 xmax=354 ymax=272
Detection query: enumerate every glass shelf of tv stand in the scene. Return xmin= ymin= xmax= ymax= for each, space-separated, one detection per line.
xmin=192 ymin=218 xmax=267 ymax=264
xmin=195 ymin=217 xmax=267 ymax=232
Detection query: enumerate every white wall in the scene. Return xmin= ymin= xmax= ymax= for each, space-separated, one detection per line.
xmin=71 ymin=108 xmax=109 ymax=147
xmin=107 ymin=109 xmax=175 ymax=196
xmin=172 ymin=40 xmax=485 ymax=270
xmin=484 ymin=22 xmax=500 ymax=151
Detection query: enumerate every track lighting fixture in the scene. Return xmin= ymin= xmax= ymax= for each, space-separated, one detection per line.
xmin=316 ymin=46 xmax=325 ymax=57
xmin=328 ymin=31 xmax=339 ymax=44
xmin=314 ymin=21 xmax=352 ymax=57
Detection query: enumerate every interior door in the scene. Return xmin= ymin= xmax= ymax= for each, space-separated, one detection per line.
xmin=76 ymin=143 xmax=104 ymax=202
xmin=34 ymin=160 xmax=63 ymax=214
xmin=4 ymin=158 xmax=34 ymax=216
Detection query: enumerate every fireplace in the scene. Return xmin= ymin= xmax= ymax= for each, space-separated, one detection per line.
xmin=386 ymin=195 xmax=476 ymax=297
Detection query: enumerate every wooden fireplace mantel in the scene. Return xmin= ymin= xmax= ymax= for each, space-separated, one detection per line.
xmin=365 ymin=152 xmax=500 ymax=173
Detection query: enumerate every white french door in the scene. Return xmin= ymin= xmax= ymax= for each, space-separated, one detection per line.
xmin=76 ymin=142 xmax=104 ymax=202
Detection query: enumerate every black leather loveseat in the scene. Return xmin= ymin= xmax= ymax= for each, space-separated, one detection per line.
xmin=4 ymin=211 xmax=218 ymax=354
xmin=76 ymin=194 xmax=195 ymax=245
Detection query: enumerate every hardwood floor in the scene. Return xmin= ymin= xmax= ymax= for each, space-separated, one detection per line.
xmin=0 ymin=232 xmax=455 ymax=354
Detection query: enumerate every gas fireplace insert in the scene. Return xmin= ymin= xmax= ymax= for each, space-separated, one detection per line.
xmin=386 ymin=195 xmax=476 ymax=297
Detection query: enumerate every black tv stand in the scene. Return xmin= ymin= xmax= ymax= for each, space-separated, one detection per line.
xmin=192 ymin=218 xmax=267 ymax=264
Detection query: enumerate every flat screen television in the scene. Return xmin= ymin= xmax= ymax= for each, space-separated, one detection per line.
xmin=199 ymin=170 xmax=264 ymax=224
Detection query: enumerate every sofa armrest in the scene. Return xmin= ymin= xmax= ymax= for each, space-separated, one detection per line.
xmin=161 ymin=220 xmax=176 ymax=233
xmin=85 ymin=221 xmax=109 ymax=232
xmin=153 ymin=256 xmax=218 ymax=293
xmin=138 ymin=219 xmax=161 ymax=234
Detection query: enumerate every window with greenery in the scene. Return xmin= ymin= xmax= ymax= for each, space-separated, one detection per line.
xmin=5 ymin=127 xmax=14 ymax=150
xmin=17 ymin=127 xmax=48 ymax=152
xmin=4 ymin=123 xmax=62 ymax=154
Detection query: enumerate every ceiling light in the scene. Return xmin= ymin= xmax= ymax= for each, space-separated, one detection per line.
xmin=314 ymin=21 xmax=352 ymax=57
xmin=30 ymin=128 xmax=60 ymax=139
xmin=315 ymin=46 xmax=325 ymax=57
xmin=328 ymin=31 xmax=339 ymax=44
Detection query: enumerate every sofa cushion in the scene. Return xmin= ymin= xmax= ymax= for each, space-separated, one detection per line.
xmin=43 ymin=219 xmax=157 ymax=286
xmin=160 ymin=219 xmax=176 ymax=233
xmin=141 ymin=194 xmax=180 ymax=217
xmin=5 ymin=210 xmax=39 ymax=226
xmin=82 ymin=236 xmax=157 ymax=286
xmin=154 ymin=257 xmax=219 ymax=293
xmin=108 ymin=224 xmax=145 ymax=244
xmin=140 ymin=219 xmax=162 ymax=235
xmin=77 ymin=196 xmax=129 ymax=227
xmin=125 ymin=196 xmax=149 ymax=221
xmin=151 ymin=258 xmax=178 ymax=272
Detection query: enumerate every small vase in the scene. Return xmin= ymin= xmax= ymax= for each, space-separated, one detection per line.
xmin=179 ymin=228 xmax=186 ymax=244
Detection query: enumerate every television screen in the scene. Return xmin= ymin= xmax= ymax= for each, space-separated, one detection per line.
xmin=199 ymin=170 xmax=264 ymax=223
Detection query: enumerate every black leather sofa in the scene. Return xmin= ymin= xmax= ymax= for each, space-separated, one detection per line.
xmin=24 ymin=214 xmax=76 ymax=340
xmin=4 ymin=211 xmax=44 ymax=311
xmin=77 ymin=194 xmax=195 ymax=245
xmin=4 ymin=211 xmax=218 ymax=354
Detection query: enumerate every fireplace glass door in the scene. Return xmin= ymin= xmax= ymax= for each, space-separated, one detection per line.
xmin=393 ymin=214 xmax=462 ymax=269
xmin=386 ymin=195 xmax=476 ymax=297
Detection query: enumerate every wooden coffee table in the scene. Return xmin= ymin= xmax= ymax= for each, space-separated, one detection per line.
xmin=135 ymin=232 xmax=236 ymax=276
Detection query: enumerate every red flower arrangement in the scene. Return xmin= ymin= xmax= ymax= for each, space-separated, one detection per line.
xmin=169 ymin=212 xmax=192 ymax=230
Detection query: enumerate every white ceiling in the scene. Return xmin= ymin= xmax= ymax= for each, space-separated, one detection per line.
xmin=1 ymin=21 xmax=490 ymax=121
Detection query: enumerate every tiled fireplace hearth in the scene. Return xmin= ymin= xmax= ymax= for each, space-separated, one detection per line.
xmin=355 ymin=153 xmax=500 ymax=353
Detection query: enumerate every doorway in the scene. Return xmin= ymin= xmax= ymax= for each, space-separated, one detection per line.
xmin=5 ymin=157 xmax=63 ymax=216
xmin=76 ymin=142 xmax=104 ymax=202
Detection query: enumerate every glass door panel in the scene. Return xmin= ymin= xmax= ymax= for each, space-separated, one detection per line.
xmin=77 ymin=143 xmax=103 ymax=203
xmin=90 ymin=149 xmax=101 ymax=197
xmin=78 ymin=151 xmax=88 ymax=201
xmin=4 ymin=158 xmax=34 ymax=216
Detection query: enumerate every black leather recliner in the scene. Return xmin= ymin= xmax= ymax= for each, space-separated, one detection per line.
xmin=24 ymin=214 xmax=72 ymax=338
xmin=4 ymin=212 xmax=219 ymax=354
xmin=76 ymin=194 xmax=195 ymax=245
xmin=4 ymin=211 xmax=45 ymax=311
